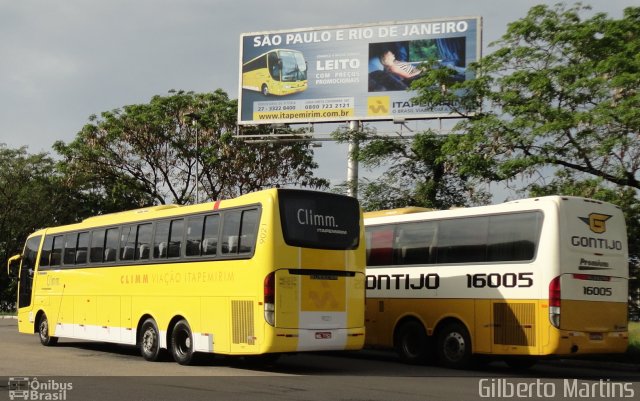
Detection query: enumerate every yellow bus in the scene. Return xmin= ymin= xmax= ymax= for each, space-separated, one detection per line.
xmin=7 ymin=189 xmax=365 ymax=365
xmin=242 ymin=49 xmax=308 ymax=96
xmin=363 ymin=196 xmax=629 ymax=369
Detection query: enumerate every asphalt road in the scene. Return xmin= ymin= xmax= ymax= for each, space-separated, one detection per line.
xmin=0 ymin=319 xmax=638 ymax=401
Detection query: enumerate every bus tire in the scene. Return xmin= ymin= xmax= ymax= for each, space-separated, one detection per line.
xmin=140 ymin=318 xmax=162 ymax=362
xmin=394 ymin=321 xmax=429 ymax=364
xmin=38 ymin=313 xmax=58 ymax=346
xmin=170 ymin=319 xmax=195 ymax=365
xmin=261 ymin=84 xmax=269 ymax=96
xmin=436 ymin=322 xmax=472 ymax=369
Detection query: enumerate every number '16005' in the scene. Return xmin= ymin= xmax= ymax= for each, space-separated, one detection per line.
xmin=466 ymin=272 xmax=533 ymax=288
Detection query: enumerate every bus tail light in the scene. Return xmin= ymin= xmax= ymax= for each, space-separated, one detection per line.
xmin=549 ymin=276 xmax=561 ymax=328
xmin=264 ymin=272 xmax=275 ymax=326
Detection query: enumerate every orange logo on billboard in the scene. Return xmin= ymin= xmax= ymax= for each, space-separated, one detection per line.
xmin=579 ymin=213 xmax=612 ymax=234
xmin=367 ymin=96 xmax=390 ymax=116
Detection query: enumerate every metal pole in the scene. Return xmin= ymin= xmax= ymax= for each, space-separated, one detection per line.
xmin=193 ymin=119 xmax=199 ymax=204
xmin=347 ymin=120 xmax=360 ymax=198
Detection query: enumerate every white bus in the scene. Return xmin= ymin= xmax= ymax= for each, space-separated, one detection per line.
xmin=364 ymin=196 xmax=629 ymax=368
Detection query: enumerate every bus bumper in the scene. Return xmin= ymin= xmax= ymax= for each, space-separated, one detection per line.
xmin=270 ymin=327 xmax=365 ymax=352
xmin=544 ymin=329 xmax=628 ymax=355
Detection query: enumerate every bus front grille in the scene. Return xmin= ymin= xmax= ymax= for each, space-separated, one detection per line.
xmin=231 ymin=300 xmax=255 ymax=345
xmin=493 ymin=303 xmax=536 ymax=347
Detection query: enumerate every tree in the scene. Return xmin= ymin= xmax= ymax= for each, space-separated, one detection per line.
xmin=406 ymin=3 xmax=640 ymax=312
xmin=333 ymin=125 xmax=490 ymax=211
xmin=411 ymin=3 xmax=640 ymax=191
xmin=54 ymin=90 xmax=327 ymax=206
xmin=0 ymin=144 xmax=148 ymax=312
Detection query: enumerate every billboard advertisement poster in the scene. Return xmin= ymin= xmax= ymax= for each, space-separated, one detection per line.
xmin=238 ymin=17 xmax=481 ymax=125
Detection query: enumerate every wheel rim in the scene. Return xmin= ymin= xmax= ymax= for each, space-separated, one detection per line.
xmin=443 ymin=332 xmax=466 ymax=362
xmin=142 ymin=328 xmax=157 ymax=354
xmin=39 ymin=319 xmax=49 ymax=340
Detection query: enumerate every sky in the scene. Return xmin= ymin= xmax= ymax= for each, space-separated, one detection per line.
xmin=0 ymin=0 xmax=636 ymax=200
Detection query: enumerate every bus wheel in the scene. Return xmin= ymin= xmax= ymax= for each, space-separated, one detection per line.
xmin=170 ymin=319 xmax=194 ymax=365
xmin=394 ymin=321 xmax=429 ymax=364
xmin=436 ymin=322 xmax=472 ymax=369
xmin=140 ymin=318 xmax=162 ymax=362
xmin=261 ymin=84 xmax=269 ymax=96
xmin=38 ymin=313 xmax=58 ymax=346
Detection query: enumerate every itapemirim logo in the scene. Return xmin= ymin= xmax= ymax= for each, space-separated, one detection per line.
xmin=8 ymin=377 xmax=73 ymax=400
xmin=579 ymin=213 xmax=612 ymax=234
xmin=367 ymin=96 xmax=390 ymax=116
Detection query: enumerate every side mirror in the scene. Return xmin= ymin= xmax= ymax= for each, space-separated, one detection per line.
xmin=7 ymin=254 xmax=21 ymax=277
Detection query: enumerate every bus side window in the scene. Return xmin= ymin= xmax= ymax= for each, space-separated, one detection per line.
xmin=137 ymin=223 xmax=152 ymax=260
xmin=202 ymin=214 xmax=220 ymax=256
xmin=39 ymin=236 xmax=53 ymax=269
xmin=366 ymin=227 xmax=394 ymax=266
xmin=76 ymin=232 xmax=89 ymax=264
xmin=50 ymin=236 xmax=63 ymax=267
xmin=186 ymin=216 xmax=204 ymax=257
xmin=168 ymin=219 xmax=184 ymax=258
xmin=394 ymin=221 xmax=436 ymax=265
xmin=104 ymin=228 xmax=119 ymax=263
xmin=487 ymin=212 xmax=540 ymax=262
xmin=221 ymin=211 xmax=241 ymax=254
xmin=63 ymin=233 xmax=78 ymax=266
xmin=238 ymin=209 xmax=258 ymax=254
xmin=90 ymin=230 xmax=106 ymax=263
xmin=153 ymin=221 xmax=170 ymax=259
xmin=120 ymin=225 xmax=136 ymax=261
xmin=436 ymin=217 xmax=489 ymax=264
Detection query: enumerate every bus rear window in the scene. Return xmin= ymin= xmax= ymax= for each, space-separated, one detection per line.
xmin=278 ymin=189 xmax=360 ymax=250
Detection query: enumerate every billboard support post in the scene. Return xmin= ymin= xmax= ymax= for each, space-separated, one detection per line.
xmin=347 ymin=120 xmax=360 ymax=198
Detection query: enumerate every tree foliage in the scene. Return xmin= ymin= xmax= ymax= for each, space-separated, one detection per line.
xmin=54 ymin=90 xmax=327 ymax=205
xmin=333 ymin=125 xmax=490 ymax=211
xmin=0 ymin=143 xmax=151 ymax=311
xmin=411 ymin=3 xmax=640 ymax=190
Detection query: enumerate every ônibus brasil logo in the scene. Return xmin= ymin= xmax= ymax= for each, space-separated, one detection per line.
xmin=8 ymin=377 xmax=73 ymax=400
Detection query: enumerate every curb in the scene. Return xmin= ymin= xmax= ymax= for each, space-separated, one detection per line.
xmin=0 ymin=315 xmax=17 ymax=319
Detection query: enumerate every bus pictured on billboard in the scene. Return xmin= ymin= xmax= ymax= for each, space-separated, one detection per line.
xmin=242 ymin=49 xmax=308 ymax=96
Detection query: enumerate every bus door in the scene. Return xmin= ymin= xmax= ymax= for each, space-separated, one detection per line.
xmin=8 ymin=236 xmax=42 ymax=328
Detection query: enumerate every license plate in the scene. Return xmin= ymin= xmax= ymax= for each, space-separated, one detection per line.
xmin=315 ymin=332 xmax=332 ymax=340
xmin=589 ymin=333 xmax=603 ymax=341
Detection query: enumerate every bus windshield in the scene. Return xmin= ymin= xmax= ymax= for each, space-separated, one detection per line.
xmin=279 ymin=51 xmax=307 ymax=82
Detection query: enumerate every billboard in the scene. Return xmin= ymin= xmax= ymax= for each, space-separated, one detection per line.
xmin=238 ymin=17 xmax=481 ymax=125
